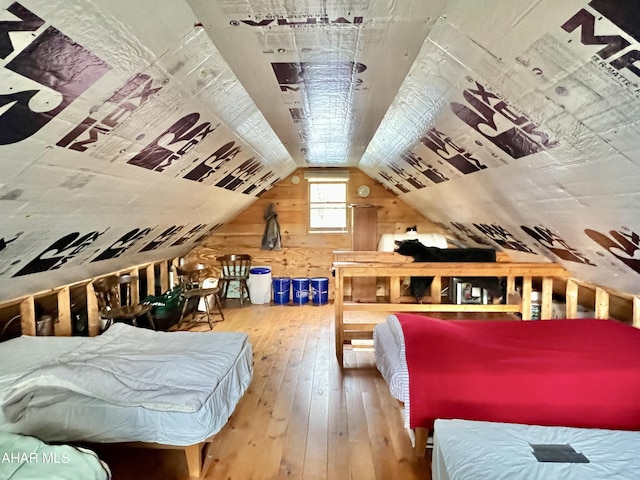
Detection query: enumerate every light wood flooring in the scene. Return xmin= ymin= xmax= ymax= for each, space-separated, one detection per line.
xmin=91 ymin=302 xmax=430 ymax=479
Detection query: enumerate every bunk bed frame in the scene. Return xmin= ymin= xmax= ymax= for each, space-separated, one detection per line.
xmin=333 ymin=250 xmax=640 ymax=456
xmin=332 ymin=250 xmax=633 ymax=367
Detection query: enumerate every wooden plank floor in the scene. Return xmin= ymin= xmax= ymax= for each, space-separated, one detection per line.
xmin=90 ymin=302 xmax=430 ymax=479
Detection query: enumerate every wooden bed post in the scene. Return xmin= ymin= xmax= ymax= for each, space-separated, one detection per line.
xmin=414 ymin=427 xmax=429 ymax=457
xmin=390 ymin=275 xmax=401 ymax=303
xmin=429 ymin=276 xmax=442 ymax=303
xmin=183 ymin=443 xmax=204 ymax=478
xmin=335 ymin=266 xmax=345 ymax=366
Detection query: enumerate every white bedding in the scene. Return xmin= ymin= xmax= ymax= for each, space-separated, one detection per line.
xmin=373 ymin=314 xmax=410 ymax=427
xmin=0 ymin=431 xmax=111 ymax=479
xmin=433 ymin=419 xmax=640 ymax=480
xmin=0 ymin=324 xmax=253 ymax=446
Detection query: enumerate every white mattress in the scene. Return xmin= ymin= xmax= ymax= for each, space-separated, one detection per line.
xmin=0 ymin=325 xmax=253 ymax=446
xmin=373 ymin=314 xmax=410 ymax=427
xmin=433 ymin=419 xmax=640 ymax=480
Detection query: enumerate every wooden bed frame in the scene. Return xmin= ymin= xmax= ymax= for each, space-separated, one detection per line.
xmin=117 ymin=440 xmax=214 ymax=478
xmin=332 ymin=250 xmax=571 ymax=366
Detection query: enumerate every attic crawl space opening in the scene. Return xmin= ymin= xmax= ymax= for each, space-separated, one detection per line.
xmin=1 ymin=0 xmax=640 ymax=302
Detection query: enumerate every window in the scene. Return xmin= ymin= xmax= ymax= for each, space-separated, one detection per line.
xmin=308 ymin=181 xmax=348 ymax=233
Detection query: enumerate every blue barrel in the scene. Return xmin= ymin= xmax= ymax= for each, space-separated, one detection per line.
xmin=310 ymin=277 xmax=329 ymax=305
xmin=272 ymin=277 xmax=291 ymax=305
xmin=292 ymin=277 xmax=310 ymax=305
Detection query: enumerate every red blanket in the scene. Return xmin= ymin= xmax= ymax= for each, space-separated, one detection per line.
xmin=398 ymin=313 xmax=640 ymax=431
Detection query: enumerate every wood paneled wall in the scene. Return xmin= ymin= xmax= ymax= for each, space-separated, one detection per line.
xmin=186 ymin=168 xmax=448 ymax=295
xmin=201 ymin=168 xmax=447 ymax=248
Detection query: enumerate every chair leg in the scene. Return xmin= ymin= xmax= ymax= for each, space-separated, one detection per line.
xmin=214 ymin=293 xmax=225 ymax=321
xmin=203 ymin=295 xmax=213 ymax=329
xmin=146 ymin=312 xmax=156 ymax=331
xmin=176 ymin=296 xmax=190 ymax=330
xmin=239 ymin=280 xmax=249 ymax=306
xmin=219 ymin=280 xmax=229 ymax=304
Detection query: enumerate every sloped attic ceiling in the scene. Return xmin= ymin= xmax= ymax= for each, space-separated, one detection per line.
xmin=1 ymin=0 xmax=639 ymax=302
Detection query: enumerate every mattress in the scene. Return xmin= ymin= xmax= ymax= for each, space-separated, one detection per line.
xmin=374 ymin=313 xmax=640 ymax=432
xmin=0 ymin=324 xmax=253 ymax=446
xmin=373 ymin=314 xmax=410 ymax=425
xmin=432 ymin=419 xmax=640 ymax=480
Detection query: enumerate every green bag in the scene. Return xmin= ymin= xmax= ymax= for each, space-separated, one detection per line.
xmin=142 ymin=286 xmax=185 ymax=328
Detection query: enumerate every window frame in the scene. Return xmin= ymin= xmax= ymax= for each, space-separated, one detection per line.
xmin=307 ymin=179 xmax=349 ymax=234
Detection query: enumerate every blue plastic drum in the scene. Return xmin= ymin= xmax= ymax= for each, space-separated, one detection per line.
xmin=272 ymin=277 xmax=291 ymax=305
xmin=292 ymin=277 xmax=310 ymax=305
xmin=310 ymin=277 xmax=329 ymax=305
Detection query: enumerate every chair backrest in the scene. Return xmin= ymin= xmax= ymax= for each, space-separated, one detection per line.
xmin=92 ymin=274 xmax=135 ymax=311
xmin=217 ymin=254 xmax=252 ymax=280
xmin=175 ymin=263 xmax=208 ymax=290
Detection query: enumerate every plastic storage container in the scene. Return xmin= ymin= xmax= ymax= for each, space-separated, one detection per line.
xmin=310 ymin=277 xmax=329 ymax=305
xmin=272 ymin=277 xmax=291 ymax=305
xmin=530 ymin=290 xmax=541 ymax=319
xmin=292 ymin=277 xmax=310 ymax=305
xmin=248 ymin=267 xmax=272 ymax=304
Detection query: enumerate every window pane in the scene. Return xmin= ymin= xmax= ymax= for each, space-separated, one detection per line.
xmin=308 ymin=181 xmax=348 ymax=232
xmin=310 ymin=207 xmax=347 ymax=229
xmin=310 ymin=183 xmax=346 ymax=202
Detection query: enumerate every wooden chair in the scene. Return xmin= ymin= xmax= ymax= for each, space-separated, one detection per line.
xmin=216 ymin=254 xmax=252 ymax=306
xmin=92 ymin=274 xmax=155 ymax=330
xmin=175 ymin=263 xmax=224 ymax=329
